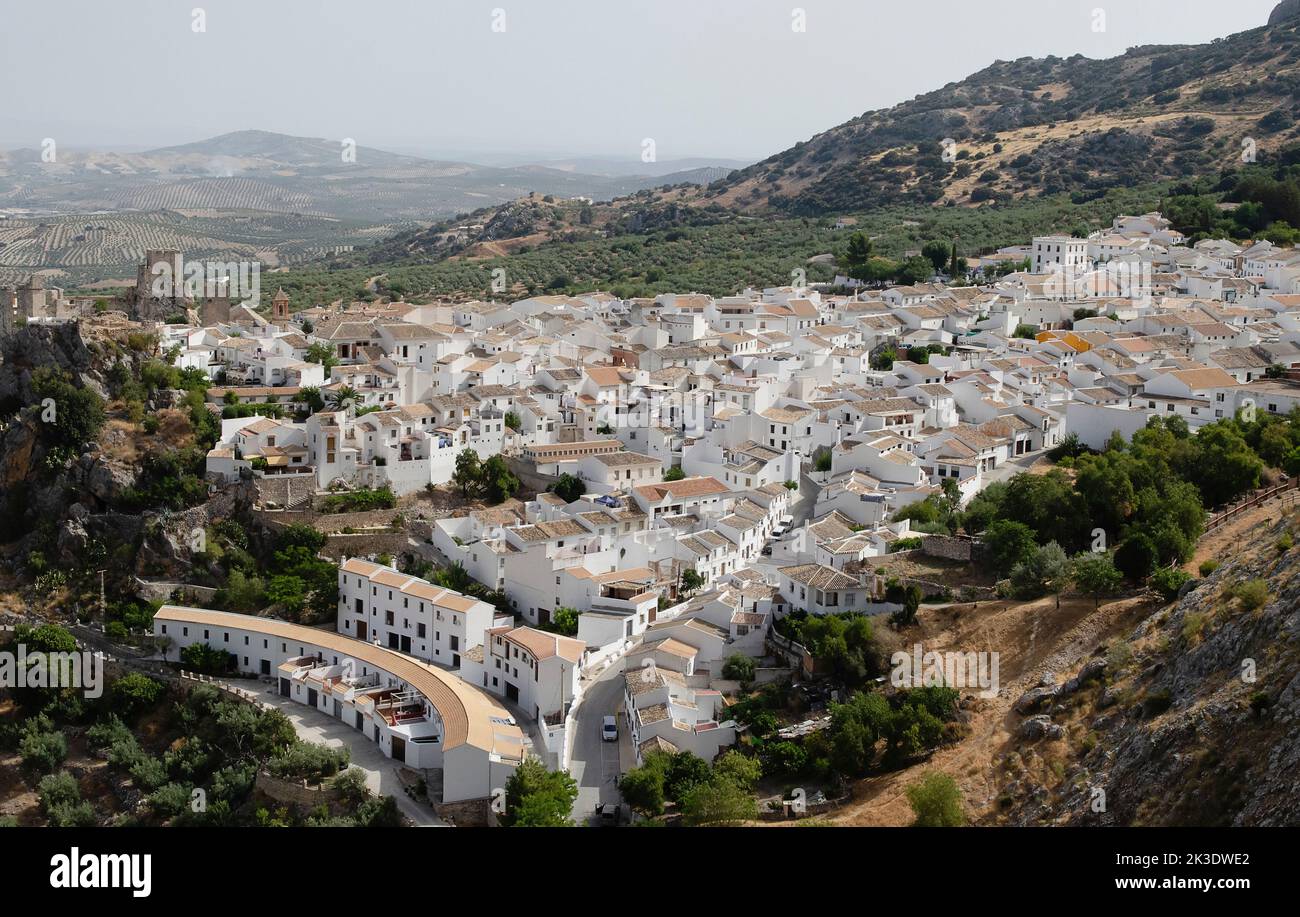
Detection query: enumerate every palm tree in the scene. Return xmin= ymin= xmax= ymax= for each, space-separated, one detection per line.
xmin=327 ymin=385 xmax=360 ymax=410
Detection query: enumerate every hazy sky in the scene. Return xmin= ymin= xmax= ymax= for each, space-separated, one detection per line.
xmin=0 ymin=0 xmax=1280 ymax=163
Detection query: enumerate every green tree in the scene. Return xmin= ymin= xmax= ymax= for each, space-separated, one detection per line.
xmin=663 ymin=465 xmax=686 ymax=481
xmin=661 ymin=751 xmax=712 ymax=804
xmin=922 ymin=240 xmax=952 ymax=272
xmin=453 ymin=448 xmax=482 ymax=498
xmin=326 ymin=385 xmax=360 ymax=410
xmin=619 ymin=763 xmax=666 ymax=816
xmin=721 ymin=654 xmax=756 ymax=682
xmin=541 ymin=606 xmax=579 ymax=637
xmin=502 ymin=759 xmax=578 ymax=827
xmin=481 ymin=454 xmax=520 ymax=503
xmin=266 ymin=575 xmax=308 ymax=615
xmin=982 ymin=520 xmax=1038 ymax=576
xmin=20 ymin=729 xmax=67 ymax=775
xmin=1188 ymin=421 xmax=1263 ymax=506
xmin=680 ymin=568 xmax=705 ymax=595
xmin=680 ymin=777 xmax=758 ymax=826
xmin=432 ymin=561 xmax=474 ymax=594
xmin=713 ymin=750 xmax=762 ymax=791
xmin=1010 ymin=541 xmax=1069 ymax=600
xmin=840 ymin=231 xmax=873 ymax=279
xmin=30 ymin=367 xmax=106 ymax=453
xmin=1115 ymin=533 xmax=1158 ymax=581
xmin=548 ymin=472 xmax=584 ymax=503
xmin=906 ymin=771 xmax=966 ymax=827
xmin=110 ymin=672 xmax=163 ymax=720
xmin=895 ymin=255 xmax=935 ymax=285
xmin=1150 ymin=566 xmax=1192 ymax=601
xmin=1070 ymin=552 xmax=1123 ymax=607
xmin=305 ymin=342 xmax=338 ymax=373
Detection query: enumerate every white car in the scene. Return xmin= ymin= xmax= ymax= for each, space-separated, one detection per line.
xmin=601 ymin=715 xmax=618 ymax=742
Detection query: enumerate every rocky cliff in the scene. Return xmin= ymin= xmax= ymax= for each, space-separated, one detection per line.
xmin=0 ymin=321 xmax=254 ymax=588
xmin=997 ymin=512 xmax=1300 ymax=826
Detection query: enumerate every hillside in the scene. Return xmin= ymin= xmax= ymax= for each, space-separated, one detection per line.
xmin=701 ymin=15 xmax=1300 ymax=214
xmin=991 ymin=498 xmax=1300 ymax=827
xmin=0 ymin=131 xmax=733 ymax=286
xmin=275 ymin=7 xmax=1300 ymax=303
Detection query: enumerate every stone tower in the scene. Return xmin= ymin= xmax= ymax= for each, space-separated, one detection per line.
xmin=131 ymin=249 xmax=186 ymax=322
xmin=15 ymin=275 xmax=47 ymax=320
xmin=272 ymin=288 xmax=291 ymax=323
xmin=201 ymin=277 xmax=235 ymax=326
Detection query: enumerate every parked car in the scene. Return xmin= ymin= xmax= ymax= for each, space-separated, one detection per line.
xmin=601 ymin=715 xmax=618 ymax=742
xmin=595 ymin=802 xmax=627 ymax=826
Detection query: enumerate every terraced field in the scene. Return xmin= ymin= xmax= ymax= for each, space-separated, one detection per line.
xmin=0 ymin=210 xmax=412 ymax=287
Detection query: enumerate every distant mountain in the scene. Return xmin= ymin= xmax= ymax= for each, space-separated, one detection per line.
xmin=0 ymin=130 xmax=736 ymax=284
xmin=526 ymin=155 xmax=748 ymax=178
xmin=144 ymin=129 xmax=437 ymax=171
xmin=0 ymin=129 xmax=640 ymax=221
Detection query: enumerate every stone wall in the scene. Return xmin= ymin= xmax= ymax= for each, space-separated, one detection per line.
xmin=921 ymin=534 xmax=974 ymax=562
xmin=255 ymin=473 xmax=316 ymax=510
xmin=318 ymin=531 xmax=419 ymax=562
xmin=255 ymin=507 xmax=405 ymax=533
xmin=133 ymin=578 xmax=219 ymax=604
xmin=435 ymin=795 xmax=497 ymax=827
xmin=254 ymin=770 xmax=334 ymax=808
xmin=505 ymin=456 xmax=558 ymax=498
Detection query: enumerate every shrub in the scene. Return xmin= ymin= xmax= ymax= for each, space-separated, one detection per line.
xmin=1198 ymin=559 xmax=1220 ymax=577
xmin=1106 ymin=640 xmax=1135 ymax=673
xmin=1232 ymin=579 xmax=1270 ymax=612
xmin=180 ymin=642 xmax=235 ymax=674
xmin=906 ymin=771 xmax=965 ymax=826
xmin=269 ymin=742 xmax=350 ymax=783
xmin=680 ymin=776 xmax=758 ymax=826
xmin=110 ymin=672 xmax=164 ymax=719
xmin=721 ymin=654 xmax=756 ymax=682
xmin=20 ymin=729 xmax=67 ymax=774
xmin=1150 ymin=567 xmax=1191 ymax=602
xmin=1181 ymin=611 xmax=1207 ymax=643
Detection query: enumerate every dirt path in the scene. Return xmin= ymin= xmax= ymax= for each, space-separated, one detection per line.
xmin=1186 ymin=490 xmax=1299 ymax=574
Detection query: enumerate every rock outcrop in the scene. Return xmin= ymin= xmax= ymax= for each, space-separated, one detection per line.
xmin=1270 ymin=1 xmax=1300 ymax=26
xmin=998 ymin=515 xmax=1300 ymax=827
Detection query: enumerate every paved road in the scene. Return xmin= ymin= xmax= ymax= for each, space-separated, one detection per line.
xmin=979 ymin=451 xmax=1042 ymax=487
xmin=247 ymin=681 xmax=445 ymax=826
xmin=569 ymin=659 xmax=627 ymax=822
xmin=790 ymin=469 xmax=822 ymax=526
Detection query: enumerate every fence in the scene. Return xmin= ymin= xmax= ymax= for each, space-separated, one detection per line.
xmin=1203 ymin=477 xmax=1299 ymax=532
